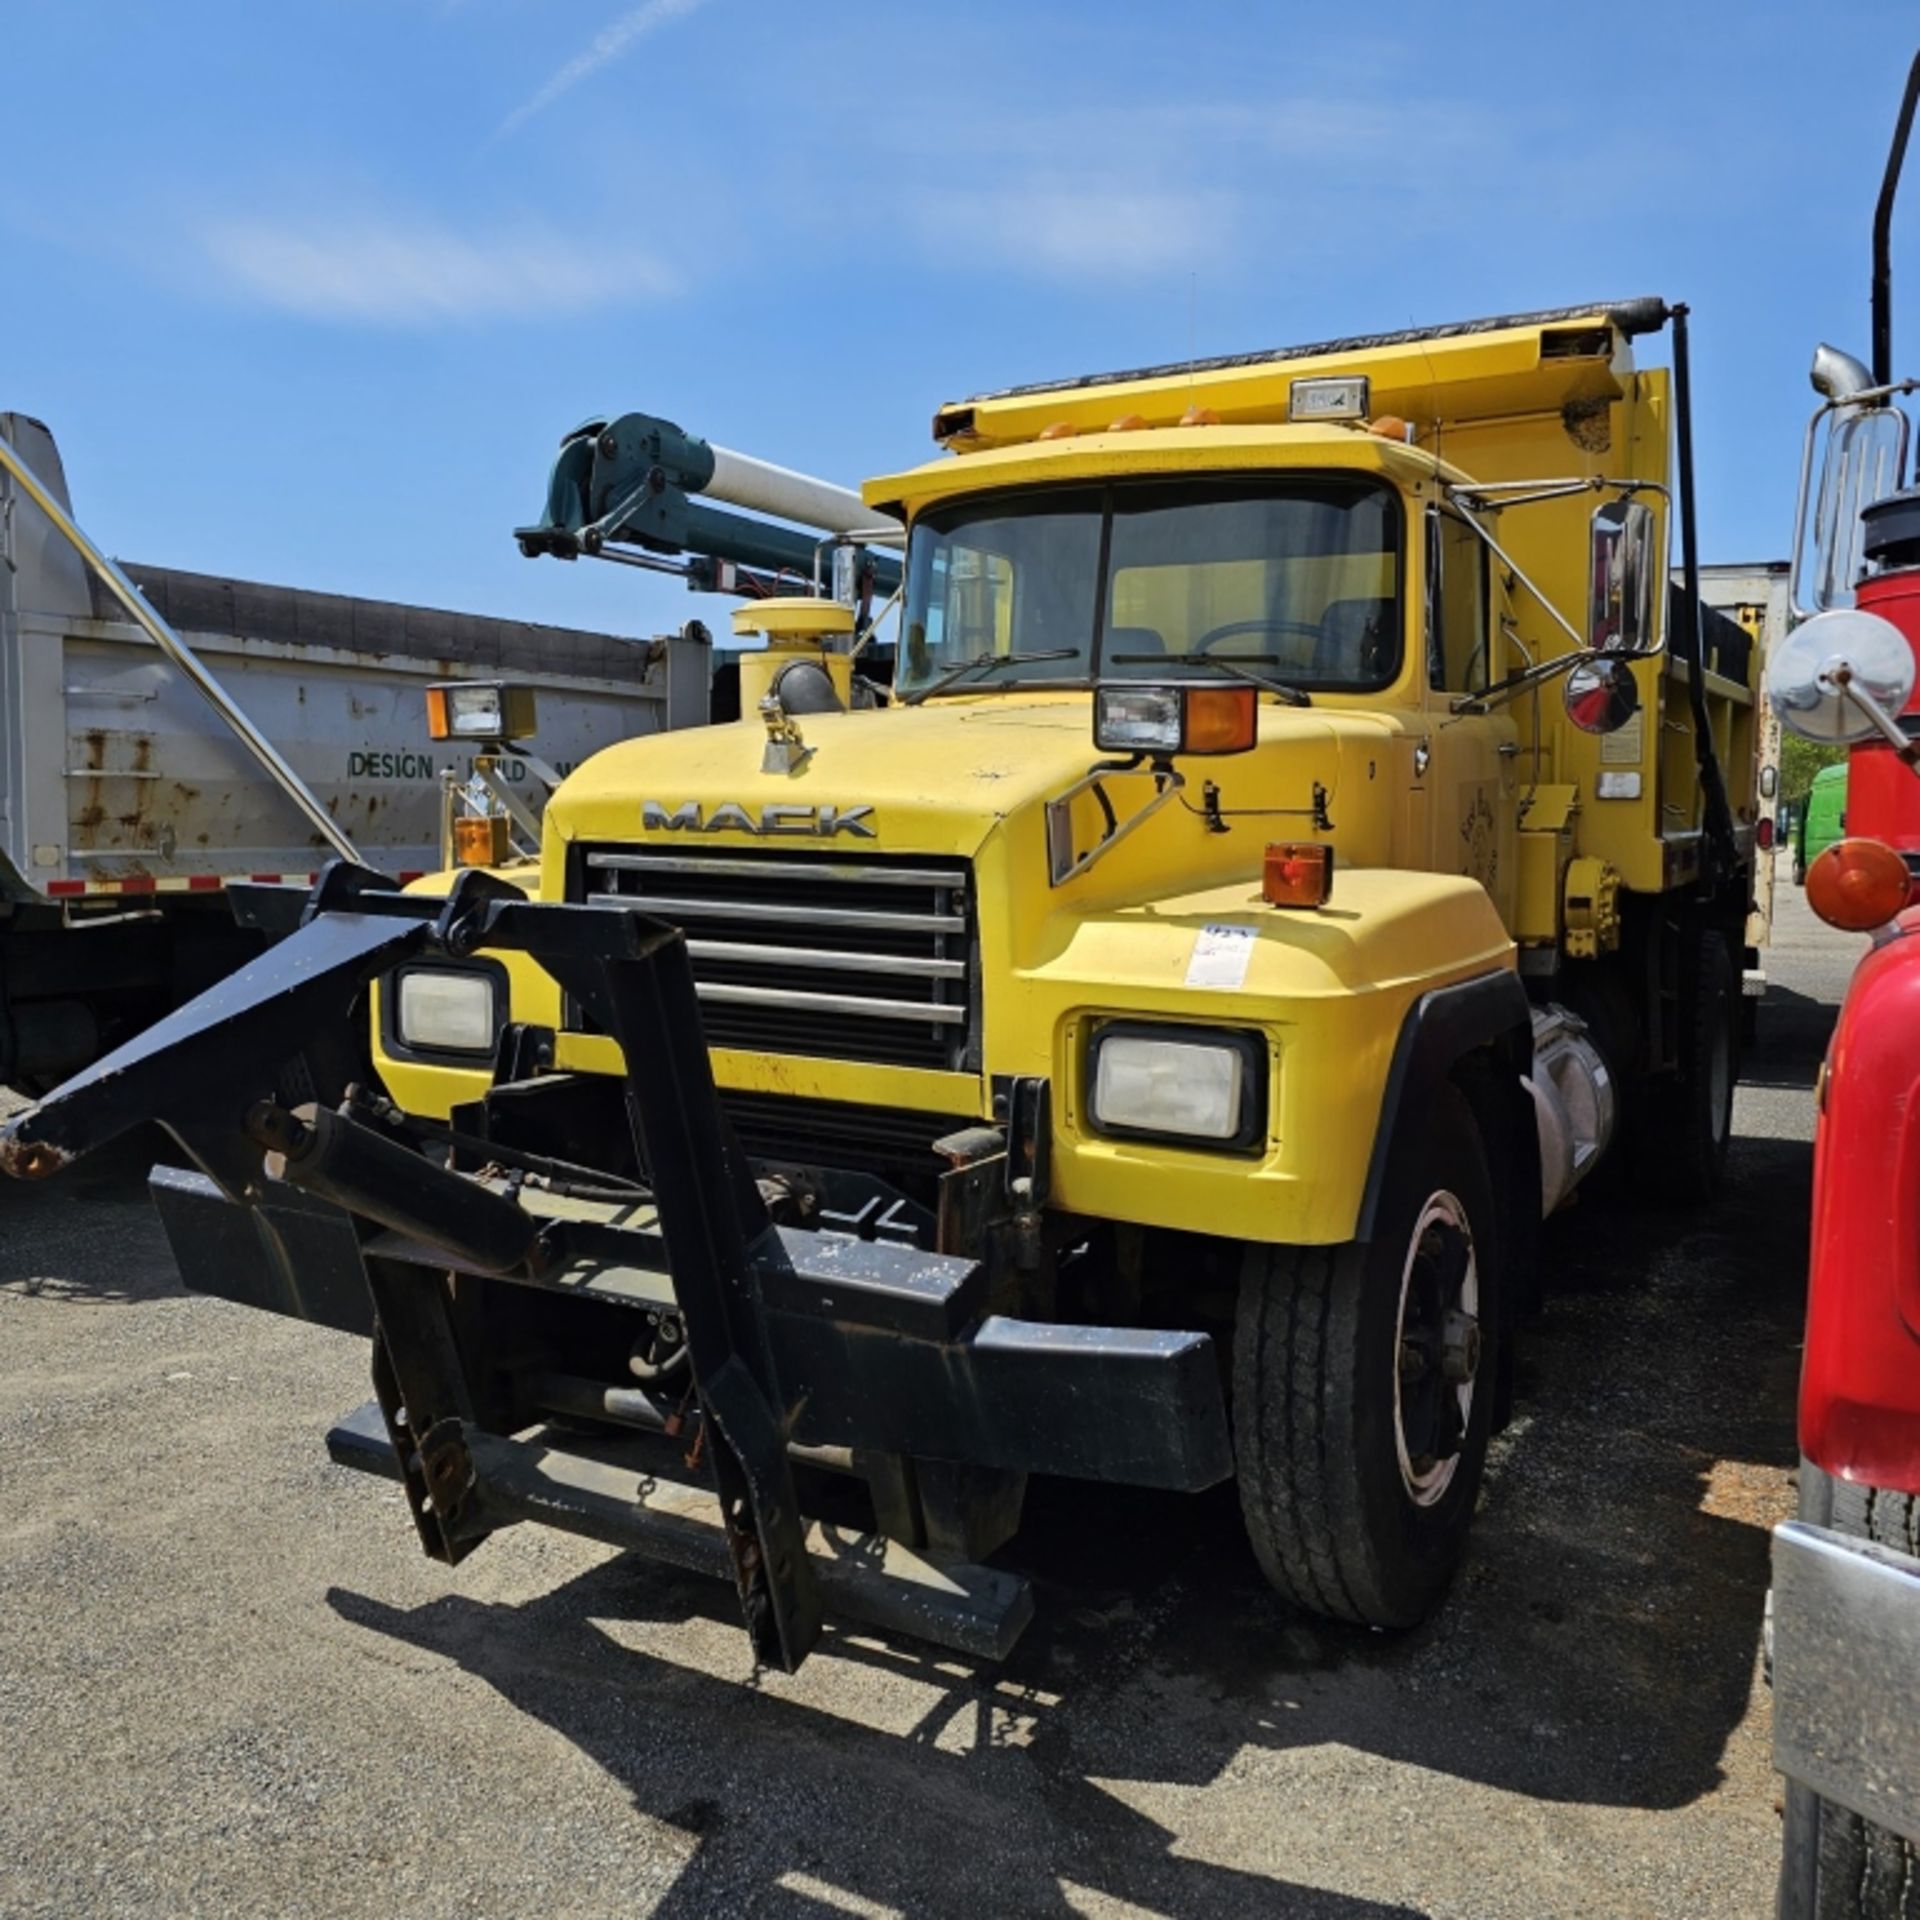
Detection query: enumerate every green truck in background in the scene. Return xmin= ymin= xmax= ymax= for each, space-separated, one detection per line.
xmin=1794 ymin=761 xmax=1848 ymax=885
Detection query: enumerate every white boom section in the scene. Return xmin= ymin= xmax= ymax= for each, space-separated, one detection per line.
xmin=706 ymin=446 xmax=902 ymax=538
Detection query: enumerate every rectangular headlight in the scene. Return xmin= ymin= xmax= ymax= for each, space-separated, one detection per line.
xmin=1095 ymin=684 xmax=1183 ymax=752
xmin=395 ymin=968 xmax=497 ymax=1054
xmin=425 ymin=681 xmax=538 ymax=742
xmin=1093 ymin=683 xmax=1258 ymax=756
xmin=1088 ymin=1025 xmax=1263 ymax=1148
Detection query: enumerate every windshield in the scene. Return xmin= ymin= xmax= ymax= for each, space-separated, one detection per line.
xmin=898 ymin=477 xmax=1402 ymax=699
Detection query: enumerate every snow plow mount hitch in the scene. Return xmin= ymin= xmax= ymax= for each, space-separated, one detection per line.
xmin=0 ymin=863 xmax=1232 ymax=1670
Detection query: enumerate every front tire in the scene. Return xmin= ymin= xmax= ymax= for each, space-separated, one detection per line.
xmin=1233 ymin=1083 xmax=1503 ymax=1628
xmin=1778 ymin=1466 xmax=1920 ymax=1917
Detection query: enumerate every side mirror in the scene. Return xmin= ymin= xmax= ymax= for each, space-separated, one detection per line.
xmin=1563 ymin=656 xmax=1641 ymax=735
xmin=1793 ymin=399 xmax=1908 ymax=617
xmin=1764 ymin=607 xmax=1915 ymax=743
xmin=1587 ymin=499 xmax=1657 ymax=652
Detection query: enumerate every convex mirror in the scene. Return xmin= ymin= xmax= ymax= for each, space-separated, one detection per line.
xmin=1765 ymin=607 xmax=1915 ymax=744
xmin=1563 ymin=656 xmax=1641 ymax=735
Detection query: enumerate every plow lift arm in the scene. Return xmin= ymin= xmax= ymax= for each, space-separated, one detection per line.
xmin=0 ymin=864 xmax=1231 ymax=1670
xmin=515 ymin=411 xmax=904 ymax=623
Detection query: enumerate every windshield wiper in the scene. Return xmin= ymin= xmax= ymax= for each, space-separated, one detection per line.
xmin=902 ymin=648 xmax=1080 ymax=704
xmin=1106 ymin=652 xmax=1313 ymax=708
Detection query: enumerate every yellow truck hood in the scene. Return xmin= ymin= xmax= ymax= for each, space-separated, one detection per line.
xmin=545 ymin=692 xmax=1130 ymax=864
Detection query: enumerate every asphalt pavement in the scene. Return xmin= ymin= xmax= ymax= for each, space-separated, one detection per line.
xmin=0 ymin=882 xmax=1858 ymax=1918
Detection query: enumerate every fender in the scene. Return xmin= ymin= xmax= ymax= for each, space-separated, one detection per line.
xmin=1803 ymin=911 xmax=1920 ymax=1493
xmin=1355 ymin=969 xmax=1534 ymax=1243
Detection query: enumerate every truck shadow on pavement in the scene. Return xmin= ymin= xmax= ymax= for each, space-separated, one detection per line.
xmin=329 ymin=1571 xmax=1430 ymax=1920
xmin=322 ymin=996 xmax=1825 ymax=1916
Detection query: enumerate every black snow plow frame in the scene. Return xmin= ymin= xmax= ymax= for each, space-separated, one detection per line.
xmin=0 ymin=864 xmax=1232 ymax=1671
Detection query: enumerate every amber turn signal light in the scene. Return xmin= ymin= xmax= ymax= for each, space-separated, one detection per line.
xmin=1184 ymin=684 xmax=1259 ymax=753
xmin=1806 ymin=836 xmax=1912 ymax=931
xmin=425 ymin=686 xmax=450 ymax=740
xmin=1263 ymin=841 xmax=1334 ymax=908
xmin=454 ymin=815 xmax=511 ymax=867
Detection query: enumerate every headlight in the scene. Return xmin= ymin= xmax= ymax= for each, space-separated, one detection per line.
xmin=425 ymin=681 xmax=538 ymax=742
xmin=1096 ymin=685 xmax=1185 ymax=752
xmin=1093 ymin=682 xmax=1257 ymax=756
xmin=1087 ymin=1024 xmax=1264 ymax=1149
xmin=394 ymin=968 xmax=498 ymax=1055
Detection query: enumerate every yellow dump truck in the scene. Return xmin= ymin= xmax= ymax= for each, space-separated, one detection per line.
xmin=1 ymin=299 xmax=1760 ymax=1667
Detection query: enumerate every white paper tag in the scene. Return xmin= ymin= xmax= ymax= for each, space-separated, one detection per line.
xmin=1186 ymin=923 xmax=1256 ymax=990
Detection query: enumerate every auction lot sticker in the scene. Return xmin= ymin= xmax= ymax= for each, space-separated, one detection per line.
xmin=1186 ymin=923 xmax=1256 ymax=989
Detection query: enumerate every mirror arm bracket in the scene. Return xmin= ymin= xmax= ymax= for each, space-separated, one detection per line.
xmin=1450 ymin=647 xmax=1619 ymax=716
xmin=1447 ymin=477 xmax=1671 ymax=516
xmin=1830 ymin=663 xmax=1920 ymax=766
xmin=1445 ymin=500 xmax=1589 ymax=659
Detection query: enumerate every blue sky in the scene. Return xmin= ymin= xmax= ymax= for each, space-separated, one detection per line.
xmin=5 ymin=2 xmax=1917 ymax=641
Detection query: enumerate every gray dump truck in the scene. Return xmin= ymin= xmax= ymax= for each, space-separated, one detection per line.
xmin=0 ymin=413 xmax=709 ymax=1089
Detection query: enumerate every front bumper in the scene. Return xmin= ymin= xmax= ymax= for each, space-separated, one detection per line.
xmin=151 ymin=1160 xmax=1234 ymax=1495
xmin=1771 ymin=1518 xmax=1920 ymax=1846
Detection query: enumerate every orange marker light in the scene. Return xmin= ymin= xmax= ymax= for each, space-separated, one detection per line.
xmin=1806 ymin=836 xmax=1912 ymax=931
xmin=1037 ymin=420 xmax=1079 ymax=441
xmin=425 ymin=686 xmax=451 ymax=740
xmin=1179 ymin=404 xmax=1220 ymax=426
xmin=454 ymin=815 xmax=510 ymax=867
xmin=1264 ymin=841 xmax=1334 ymax=909
xmin=1108 ymin=412 xmax=1149 ymax=432
xmin=1185 ymin=684 xmax=1258 ymax=753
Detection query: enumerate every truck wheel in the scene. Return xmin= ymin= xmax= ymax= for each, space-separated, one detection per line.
xmin=1233 ymin=1083 xmax=1502 ymax=1629
xmin=1777 ymin=1465 xmax=1920 ymax=1918
xmin=1637 ymin=927 xmax=1737 ymax=1205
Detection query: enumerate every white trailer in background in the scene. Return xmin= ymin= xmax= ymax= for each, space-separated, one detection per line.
xmin=0 ymin=412 xmax=710 ymax=1088
xmin=1698 ymin=559 xmax=1790 ymax=1001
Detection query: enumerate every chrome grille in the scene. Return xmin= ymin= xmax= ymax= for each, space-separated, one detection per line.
xmin=572 ymin=847 xmax=975 ymax=1070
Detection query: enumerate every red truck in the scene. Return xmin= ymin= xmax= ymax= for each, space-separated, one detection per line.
xmin=1768 ymin=50 xmax=1920 ymax=1918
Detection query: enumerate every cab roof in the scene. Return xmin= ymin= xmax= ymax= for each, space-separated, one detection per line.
xmin=863 ymin=421 xmax=1469 ymax=522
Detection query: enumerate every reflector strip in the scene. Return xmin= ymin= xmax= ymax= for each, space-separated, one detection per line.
xmin=42 ymin=871 xmax=322 ymax=900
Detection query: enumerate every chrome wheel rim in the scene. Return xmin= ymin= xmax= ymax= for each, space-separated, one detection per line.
xmin=1393 ymin=1190 xmax=1479 ymax=1508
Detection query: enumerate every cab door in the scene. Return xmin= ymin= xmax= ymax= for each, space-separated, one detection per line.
xmin=1422 ymin=507 xmax=1518 ymax=927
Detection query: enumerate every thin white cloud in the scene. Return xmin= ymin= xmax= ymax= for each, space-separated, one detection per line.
xmin=496 ymin=0 xmax=709 ymax=140
xmin=871 ymin=96 xmax=1515 ymax=283
xmin=197 ymin=213 xmax=680 ymax=324
xmin=921 ymin=184 xmax=1238 ymax=278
